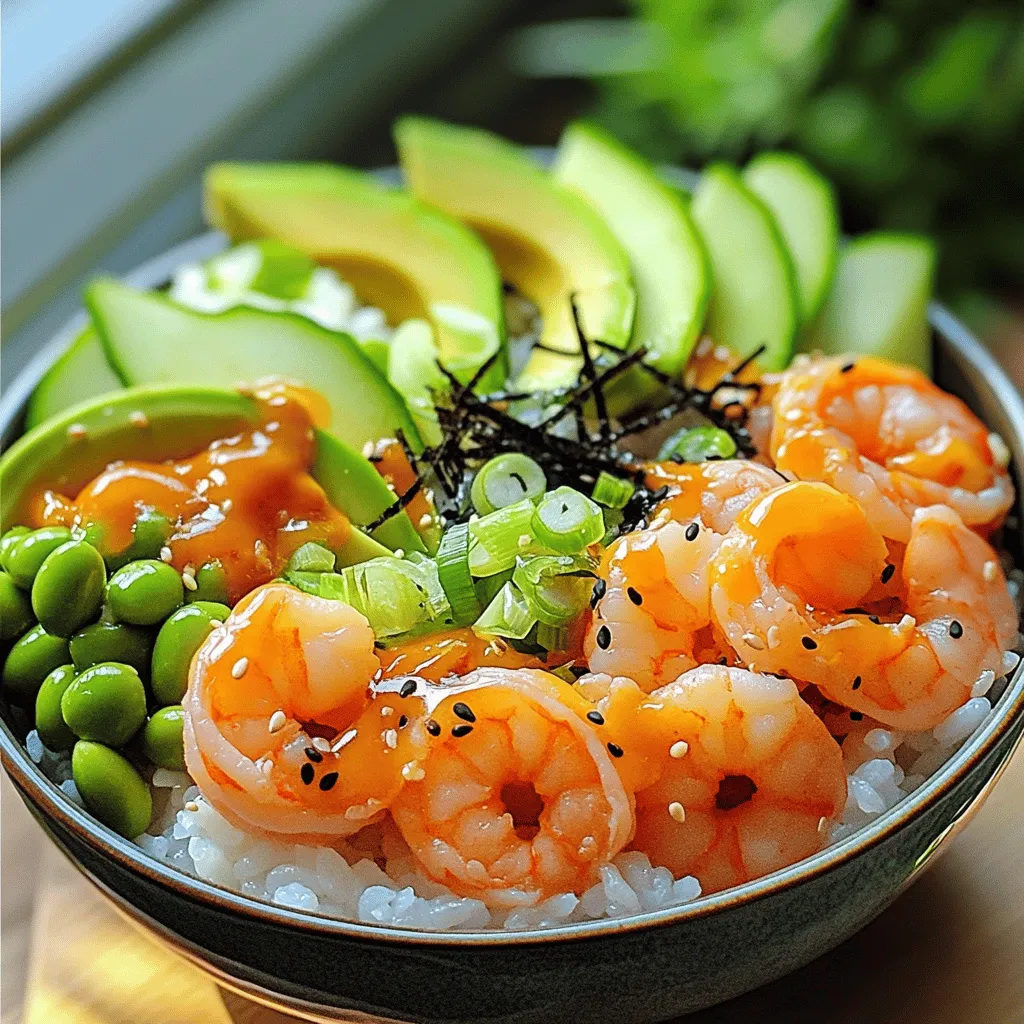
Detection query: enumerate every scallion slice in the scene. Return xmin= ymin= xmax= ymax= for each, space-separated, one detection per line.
xmin=471 ymin=454 xmax=547 ymax=515
xmin=536 ymin=621 xmax=571 ymax=653
xmin=467 ymin=498 xmax=537 ymax=576
xmin=435 ymin=523 xmax=481 ymax=626
xmin=512 ymin=554 xmax=595 ymax=626
xmin=591 ymin=471 xmax=634 ymax=509
xmin=472 ymin=581 xmax=537 ymax=640
xmin=532 ymin=487 xmax=604 ymax=554
xmin=285 ymin=541 xmax=337 ymax=574
xmin=659 ymin=425 xmax=738 ymax=463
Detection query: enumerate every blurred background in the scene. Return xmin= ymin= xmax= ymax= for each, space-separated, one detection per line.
xmin=2 ymin=0 xmax=1023 ymax=387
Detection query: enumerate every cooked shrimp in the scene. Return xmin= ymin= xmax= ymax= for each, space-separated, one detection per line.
xmin=771 ymin=354 xmax=1014 ymax=541
xmin=376 ymin=628 xmax=552 ymax=682
xmin=593 ymin=666 xmax=846 ymax=895
xmin=586 ymin=461 xmax=780 ymax=690
xmin=710 ymin=481 xmax=1018 ymax=731
xmin=390 ymin=667 xmax=633 ymax=908
xmin=184 ymin=583 xmax=428 ymax=837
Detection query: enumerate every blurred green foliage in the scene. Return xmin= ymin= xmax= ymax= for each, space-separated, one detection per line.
xmin=587 ymin=0 xmax=1024 ymax=297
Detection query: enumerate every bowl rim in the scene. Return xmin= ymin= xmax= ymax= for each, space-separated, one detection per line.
xmin=2 ymin=229 xmax=1023 ymax=949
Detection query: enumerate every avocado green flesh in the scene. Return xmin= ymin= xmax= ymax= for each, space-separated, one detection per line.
xmin=25 ymin=327 xmax=124 ymax=430
xmin=743 ymin=153 xmax=839 ymax=324
xmin=806 ymin=233 xmax=936 ymax=373
xmin=204 ymin=162 xmax=506 ymax=391
xmin=395 ymin=117 xmax=635 ymax=391
xmin=690 ymin=164 xmax=799 ymax=372
xmin=554 ymin=123 xmax=709 ymax=379
xmin=86 ymin=277 xmax=421 ymax=454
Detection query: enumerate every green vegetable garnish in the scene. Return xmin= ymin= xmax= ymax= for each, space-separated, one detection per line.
xmin=532 ymin=487 xmax=604 ymax=554
xmin=659 ymin=425 xmax=738 ymax=463
xmin=471 ymin=454 xmax=547 ymax=516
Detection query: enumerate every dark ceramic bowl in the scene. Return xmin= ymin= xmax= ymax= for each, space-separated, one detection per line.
xmin=3 ymin=220 xmax=1024 ymax=1023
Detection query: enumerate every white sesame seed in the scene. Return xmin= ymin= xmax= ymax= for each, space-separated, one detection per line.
xmin=268 ymin=710 xmax=287 ymax=733
xmin=695 ymin=338 xmax=713 ymax=359
xmin=517 ymin=534 xmax=532 ymax=548
xmin=418 ymin=513 xmax=433 ymax=528
xmin=182 ymin=563 xmax=195 ymax=577
xmin=401 ymin=761 xmax=425 ymax=781
xmin=670 ymin=740 xmax=689 ymax=759
xmin=818 ymin=816 xmax=828 ymax=833
xmin=714 ymin=345 xmax=731 ymax=362
xmin=312 ymin=736 xmax=331 ymax=753
xmin=898 ymin=614 xmax=916 ymax=630
xmin=579 ymin=835 xmax=597 ymax=855
xmin=184 ymin=801 xmax=199 ymax=813
xmin=181 ymin=573 xmax=198 ymax=592
xmin=984 ymin=560 xmax=999 ymax=583
xmin=231 ymin=657 xmax=249 ymax=679
xmin=67 ymin=423 xmax=88 ymax=440
xmin=988 ymin=432 xmax=1011 ymax=469
xmin=766 ymin=625 xmax=780 ymax=649
xmin=159 ymin=546 xmax=173 ymax=563
xmin=668 ymin=801 xmax=686 ymax=824
xmin=380 ymin=706 xmax=394 ymax=717
xmin=261 ymin=759 xmax=274 ymax=775
xmin=393 ymin=548 xmax=404 ymax=559
xmin=254 ymin=539 xmax=269 ymax=561
xmin=424 ymin=488 xmax=435 ymax=505
xmin=384 ymin=729 xmax=398 ymax=749
xmin=332 ymin=728 xmax=358 ymax=752
xmin=362 ymin=441 xmax=375 ymax=459
xmin=209 ymin=619 xmax=223 ymax=628
xmin=468 ymin=513 xmax=479 ymax=523
xmin=741 ymin=632 xmax=766 ymax=651
xmin=129 ymin=410 xmax=149 ymax=428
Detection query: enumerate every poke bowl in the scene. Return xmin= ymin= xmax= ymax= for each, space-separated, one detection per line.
xmin=1 ymin=122 xmax=1022 ymax=1024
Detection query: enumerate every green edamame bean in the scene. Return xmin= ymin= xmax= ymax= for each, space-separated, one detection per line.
xmin=190 ymin=601 xmax=231 ymax=621
xmin=0 ymin=526 xmax=30 ymax=570
xmin=61 ymin=662 xmax=147 ymax=746
xmin=72 ymin=741 xmax=152 ymax=838
xmin=150 ymin=605 xmax=217 ymax=706
xmin=31 ymin=540 xmax=106 ymax=638
xmin=107 ymin=559 xmax=183 ymax=626
xmin=70 ymin=621 xmax=152 ymax=675
xmin=5 ymin=527 xmax=73 ymax=590
xmin=1 ymin=625 xmax=70 ymax=704
xmin=184 ymin=560 xmax=230 ymax=606
xmin=35 ymin=664 xmax=77 ymax=751
xmin=105 ymin=508 xmax=173 ymax=571
xmin=0 ymin=571 xmax=34 ymax=641
xmin=142 ymin=706 xmax=186 ymax=770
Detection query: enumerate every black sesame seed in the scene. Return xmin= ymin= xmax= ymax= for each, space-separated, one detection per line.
xmin=869 ymin=615 xmax=881 ymax=625
xmin=374 ymin=641 xmax=386 ymax=650
xmin=319 ymin=772 xmax=339 ymax=792
xmin=590 ymin=578 xmax=607 ymax=608
xmin=453 ymin=702 xmax=476 ymax=723
xmin=841 ymin=362 xmax=855 ymax=373
xmin=304 ymin=747 xmax=323 ymax=763
xmin=852 ymin=676 xmax=862 ymax=690
xmin=452 ymin=724 xmax=474 ymax=738
xmin=587 ymin=710 xmax=605 ymax=726
xmin=399 ymin=679 xmax=418 ymax=698
xmin=850 ymin=711 xmax=864 ymax=721
xmin=650 ymin=485 xmax=669 ymax=502
xmin=881 ymin=564 xmax=896 ymax=584
xmin=596 ymin=625 xmax=611 ymax=650
xmin=300 ymin=763 xmax=315 ymax=785
xmin=607 ymin=742 xmax=624 ymax=758
xmin=801 ymin=636 xmax=818 ymax=650
xmin=425 ymin=718 xmax=441 ymax=737
xmin=685 ymin=521 xmax=700 ymax=541
xmin=949 ymin=620 xmax=963 ymax=639
xmin=627 ymin=587 xmax=643 ymax=606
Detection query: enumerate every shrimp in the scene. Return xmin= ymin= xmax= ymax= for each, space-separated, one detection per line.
xmin=184 ymin=583 xmax=428 ymax=837
xmin=390 ymin=667 xmax=633 ymax=908
xmin=771 ymin=354 xmax=1014 ymax=541
xmin=593 ymin=666 xmax=846 ymax=895
xmin=585 ymin=460 xmax=780 ymax=690
xmin=710 ymin=481 xmax=1018 ymax=731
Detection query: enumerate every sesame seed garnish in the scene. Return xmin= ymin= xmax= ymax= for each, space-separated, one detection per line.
xmin=453 ymin=702 xmax=476 ymax=723
xmin=949 ymin=620 xmax=963 ymax=639
xmin=742 ymin=632 xmax=766 ymax=651
xmin=159 ymin=546 xmax=173 ymax=563
xmin=384 ymin=729 xmax=398 ymax=749
xmin=182 ymin=572 xmax=198 ymax=592
xmin=209 ymin=619 xmax=223 ymax=628
xmin=607 ymin=742 xmax=624 ymax=758
xmin=452 ymin=724 xmax=473 ymax=738
xmin=184 ymin=801 xmax=199 ymax=813
xmin=254 ymin=539 xmax=269 ymax=561
xmin=850 ymin=711 xmax=864 ymax=721
xmin=300 ymin=763 xmax=315 ymax=785
xmin=394 ymin=548 xmax=405 ymax=559
xmin=305 ymin=747 xmax=323 ymax=763
xmin=319 ymin=772 xmax=339 ymax=792
xmin=312 ymin=737 xmax=331 ymax=753
xmin=332 ymin=728 xmax=358 ymax=752
xmin=670 ymin=741 xmax=689 ymax=759
xmin=586 ymin=710 xmax=605 ymax=726
xmin=840 ymin=361 xmax=855 ymax=373
xmin=983 ymin=560 xmax=999 ymax=583
xmin=685 ymin=522 xmax=700 ymax=542
xmin=380 ymin=705 xmax=394 ymax=717
xmin=818 ymin=816 xmax=828 ymax=833
xmin=881 ymin=564 xmax=895 ymax=584
xmin=129 ymin=410 xmax=149 ymax=428
xmin=402 ymin=761 xmax=425 ymax=782
xmin=801 ymin=636 xmax=818 ymax=650
xmin=590 ymin=579 xmax=607 ymax=608
xmin=766 ymin=624 xmax=780 ymax=649
xmin=419 ymin=513 xmax=433 ymax=528
xmin=596 ymin=625 xmax=611 ymax=650
xmin=362 ymin=441 xmax=375 ymax=458
xmin=852 ymin=676 xmax=862 ymax=690
xmin=668 ymin=802 xmax=686 ymax=823
xmin=399 ymin=679 xmax=418 ymax=698
xmin=261 ymin=759 xmax=273 ymax=775
xmin=517 ymin=534 xmax=532 ymax=548
xmin=398 ymin=715 xmax=409 ymax=728
xmin=425 ymin=719 xmax=441 ymax=737
xmin=67 ymin=423 xmax=88 ymax=440
xmin=988 ymin=432 xmax=1011 ymax=469
xmin=627 ymin=587 xmax=643 ymax=606
xmin=231 ymin=657 xmax=248 ymax=679
xmin=268 ymin=710 xmax=287 ymax=733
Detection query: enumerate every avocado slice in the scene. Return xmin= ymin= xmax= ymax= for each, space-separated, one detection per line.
xmin=2 ymin=385 xmax=420 ymax=560
xmin=554 ymin=123 xmax=710 ymax=379
xmin=86 ymin=277 xmax=421 ymax=454
xmin=805 ymin=233 xmax=936 ymax=373
xmin=394 ymin=117 xmax=635 ymax=391
xmin=204 ymin=162 xmax=506 ymax=390
xmin=25 ymin=326 xmax=124 ymax=430
xmin=743 ymin=153 xmax=840 ymax=324
xmin=690 ymin=163 xmax=799 ymax=371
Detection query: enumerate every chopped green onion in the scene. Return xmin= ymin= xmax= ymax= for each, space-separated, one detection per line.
xmin=659 ymin=425 xmax=738 ymax=463
xmin=285 ymin=554 xmax=449 ymax=637
xmin=286 ymin=542 xmax=337 ymax=574
xmin=468 ymin=498 xmax=537 ymax=577
xmin=473 ymin=582 xmax=537 ymax=640
xmin=536 ymin=622 xmax=571 ymax=653
xmin=512 ymin=554 xmax=596 ymax=626
xmin=474 ymin=567 xmax=513 ymax=608
xmin=532 ymin=487 xmax=604 ymax=554
xmin=471 ymin=454 xmax=547 ymax=515
xmin=591 ymin=471 xmax=634 ymax=509
xmin=435 ymin=523 xmax=480 ymax=626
